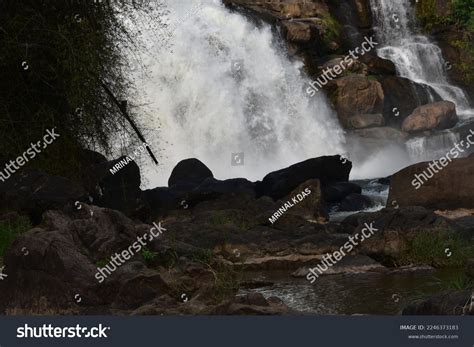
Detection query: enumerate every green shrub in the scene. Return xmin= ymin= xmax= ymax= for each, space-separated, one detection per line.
xmin=141 ymin=247 xmax=158 ymax=264
xmin=400 ymin=229 xmax=474 ymax=268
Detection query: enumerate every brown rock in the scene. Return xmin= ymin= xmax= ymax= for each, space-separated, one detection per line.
xmin=402 ymin=101 xmax=458 ymax=133
xmin=326 ymin=75 xmax=384 ymax=128
xmin=387 ymin=156 xmax=474 ymax=209
xmin=281 ymin=21 xmax=312 ymax=43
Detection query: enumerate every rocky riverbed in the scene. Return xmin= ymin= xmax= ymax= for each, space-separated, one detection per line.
xmin=0 ymin=152 xmax=473 ymax=315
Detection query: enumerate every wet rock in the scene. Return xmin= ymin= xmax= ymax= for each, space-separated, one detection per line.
xmin=361 ymin=55 xmax=396 ymax=75
xmin=292 ymin=255 xmax=386 ymax=277
xmin=402 ymin=101 xmax=458 ymax=133
xmin=338 ymin=193 xmax=373 ymax=212
xmin=379 ymin=76 xmax=441 ymax=127
xmin=256 ymin=156 xmax=351 ymax=200
xmin=322 ymin=181 xmax=362 ymax=203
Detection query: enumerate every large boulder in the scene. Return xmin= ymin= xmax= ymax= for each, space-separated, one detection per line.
xmin=326 ymin=75 xmax=384 ymax=128
xmin=321 ymin=181 xmax=362 ymax=203
xmin=360 ymin=55 xmax=396 ymax=75
xmin=282 ymin=179 xmax=328 ymax=222
xmin=256 ymin=156 xmax=352 ymax=200
xmin=0 ymin=206 xmax=171 ymax=314
xmin=401 ymin=101 xmax=458 ymax=133
xmin=379 ymin=76 xmax=441 ymax=127
xmin=387 ymin=157 xmax=474 ymax=210
xmin=338 ymin=193 xmax=373 ymax=211
xmin=168 ymin=158 xmax=213 ymax=189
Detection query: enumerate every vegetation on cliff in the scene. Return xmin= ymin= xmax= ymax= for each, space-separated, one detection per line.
xmin=0 ymin=0 xmax=162 ymax=180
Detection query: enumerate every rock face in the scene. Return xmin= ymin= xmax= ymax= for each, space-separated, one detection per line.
xmin=256 ymin=155 xmax=352 ymax=200
xmin=326 ymin=75 xmax=384 ymax=128
xmin=379 ymin=76 xmax=440 ymax=127
xmin=402 ymin=101 xmax=458 ymax=133
xmin=387 ymin=157 xmax=474 ymax=210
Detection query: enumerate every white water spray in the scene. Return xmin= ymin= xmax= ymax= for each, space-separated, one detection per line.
xmin=135 ymin=0 xmax=345 ymax=187
xmin=370 ymin=0 xmax=472 ymax=115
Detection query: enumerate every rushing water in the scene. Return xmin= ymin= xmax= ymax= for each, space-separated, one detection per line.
xmin=369 ymin=0 xmax=472 ymax=115
xmin=240 ymin=269 xmax=465 ymax=315
xmin=135 ymin=0 xmax=345 ymax=187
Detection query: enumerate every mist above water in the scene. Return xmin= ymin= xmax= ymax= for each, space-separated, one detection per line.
xmin=134 ymin=0 xmax=345 ymax=187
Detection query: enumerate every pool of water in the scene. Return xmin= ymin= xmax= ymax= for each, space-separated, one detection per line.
xmin=239 ymin=269 xmax=464 ymax=315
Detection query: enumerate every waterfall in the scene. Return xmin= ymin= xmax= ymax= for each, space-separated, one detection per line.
xmin=133 ymin=0 xmax=345 ymax=187
xmin=369 ymin=0 xmax=472 ymax=116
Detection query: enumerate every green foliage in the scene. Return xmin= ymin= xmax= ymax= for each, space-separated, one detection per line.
xmin=0 ymin=215 xmax=31 ymax=258
xmin=400 ymin=229 xmax=474 ymax=268
xmin=141 ymin=246 xmax=158 ymax=263
xmin=95 ymin=257 xmax=111 ymax=268
xmin=451 ymin=0 xmax=474 ymax=30
xmin=0 ymin=0 xmax=164 ymax=181
xmin=320 ymin=13 xmax=341 ymax=54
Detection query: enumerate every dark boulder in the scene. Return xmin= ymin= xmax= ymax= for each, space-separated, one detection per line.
xmin=322 ymin=182 xmax=362 ymax=203
xmin=95 ymin=156 xmax=146 ymax=218
xmin=188 ymin=177 xmax=256 ymax=204
xmin=379 ymin=76 xmax=441 ymax=127
xmin=338 ymin=193 xmax=373 ymax=212
xmin=168 ymin=158 xmax=213 ymax=189
xmin=256 ymin=156 xmax=352 ymax=200
xmin=142 ymin=187 xmax=182 ymax=218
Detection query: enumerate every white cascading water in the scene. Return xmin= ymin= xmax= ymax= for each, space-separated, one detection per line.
xmin=370 ymin=0 xmax=472 ymax=115
xmin=133 ymin=0 xmax=345 ymax=188
xmin=369 ymin=0 xmax=473 ymax=164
